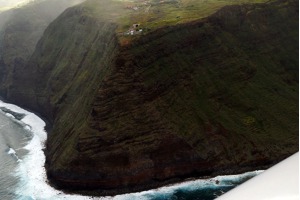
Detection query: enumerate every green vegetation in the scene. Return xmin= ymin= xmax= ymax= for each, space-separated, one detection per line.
xmin=0 ymin=0 xmax=297 ymax=195
xmin=128 ymin=13 xmax=298 ymax=158
xmin=0 ymin=0 xmax=85 ymax=96
xmin=45 ymin=0 xmax=298 ymax=194
xmin=121 ymin=0 xmax=269 ymax=28
xmin=81 ymin=0 xmax=272 ymax=44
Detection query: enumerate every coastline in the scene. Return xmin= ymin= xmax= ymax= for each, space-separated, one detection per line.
xmin=0 ymin=99 xmax=94 ymax=199
xmin=216 ymin=152 xmax=299 ymax=200
xmin=0 ymin=99 xmax=267 ymax=199
xmin=0 ymin=0 xmax=297 ymax=196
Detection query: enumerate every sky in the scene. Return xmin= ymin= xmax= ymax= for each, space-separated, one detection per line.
xmin=0 ymin=0 xmax=33 ymax=11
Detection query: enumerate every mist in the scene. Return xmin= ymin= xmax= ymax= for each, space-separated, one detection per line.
xmin=0 ymin=0 xmax=33 ymax=12
xmin=0 ymin=0 xmax=85 ymax=13
xmin=0 ymin=0 xmax=86 ymax=94
xmin=0 ymin=0 xmax=85 ymax=30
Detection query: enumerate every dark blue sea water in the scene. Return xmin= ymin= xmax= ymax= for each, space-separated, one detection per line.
xmin=115 ymin=171 xmax=260 ymax=200
xmin=0 ymin=100 xmax=261 ymax=200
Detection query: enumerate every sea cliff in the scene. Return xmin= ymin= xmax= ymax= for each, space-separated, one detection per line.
xmin=0 ymin=0 xmax=298 ymax=195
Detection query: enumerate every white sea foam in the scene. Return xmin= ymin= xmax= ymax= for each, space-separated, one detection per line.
xmin=7 ymin=147 xmax=17 ymax=155
xmin=7 ymin=147 xmax=21 ymax=162
xmin=113 ymin=170 xmax=263 ymax=200
xmin=0 ymin=100 xmax=99 ymax=200
xmin=24 ymin=124 xmax=32 ymax=131
xmin=0 ymin=99 xmax=263 ymax=200
xmin=216 ymin=152 xmax=299 ymax=200
xmin=5 ymin=112 xmax=15 ymax=119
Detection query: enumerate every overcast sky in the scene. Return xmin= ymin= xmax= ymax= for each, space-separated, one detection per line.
xmin=0 ymin=0 xmax=33 ymax=11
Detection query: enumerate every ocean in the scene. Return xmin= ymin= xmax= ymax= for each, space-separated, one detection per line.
xmin=0 ymin=111 xmax=31 ymax=199
xmin=0 ymin=100 xmax=262 ymax=200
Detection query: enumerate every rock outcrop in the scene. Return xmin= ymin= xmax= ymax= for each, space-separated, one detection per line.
xmin=0 ymin=0 xmax=298 ymax=195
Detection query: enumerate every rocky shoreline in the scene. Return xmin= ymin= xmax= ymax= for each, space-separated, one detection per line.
xmin=48 ymin=159 xmax=283 ymax=196
xmin=0 ymin=0 xmax=298 ymax=196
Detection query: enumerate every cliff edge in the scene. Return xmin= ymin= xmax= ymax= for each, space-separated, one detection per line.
xmin=0 ymin=0 xmax=298 ymax=195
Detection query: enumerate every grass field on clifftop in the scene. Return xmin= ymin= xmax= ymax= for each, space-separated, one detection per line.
xmin=83 ymin=0 xmax=271 ymax=44
xmin=2 ymin=0 xmax=297 ymax=195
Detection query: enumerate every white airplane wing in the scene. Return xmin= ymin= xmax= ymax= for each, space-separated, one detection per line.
xmin=217 ymin=152 xmax=299 ymax=200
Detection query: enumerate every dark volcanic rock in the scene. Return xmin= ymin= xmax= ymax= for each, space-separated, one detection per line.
xmin=1 ymin=0 xmax=298 ymax=196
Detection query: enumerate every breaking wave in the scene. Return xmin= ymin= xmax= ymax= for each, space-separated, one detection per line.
xmin=0 ymin=100 xmax=262 ymax=200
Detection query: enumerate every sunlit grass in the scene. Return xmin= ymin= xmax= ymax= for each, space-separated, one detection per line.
xmin=82 ymin=0 xmax=271 ymax=45
xmin=84 ymin=0 xmax=271 ymax=28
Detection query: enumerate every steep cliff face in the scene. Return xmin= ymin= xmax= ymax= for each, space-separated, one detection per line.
xmin=0 ymin=0 xmax=85 ymax=98
xmin=7 ymin=7 xmax=119 ymax=124
xmin=44 ymin=0 xmax=298 ymax=194
xmin=1 ymin=0 xmax=298 ymax=196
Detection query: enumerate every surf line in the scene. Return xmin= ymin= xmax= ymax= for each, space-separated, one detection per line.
xmin=0 ymin=100 xmax=97 ymax=199
xmin=0 ymin=99 xmax=264 ymax=200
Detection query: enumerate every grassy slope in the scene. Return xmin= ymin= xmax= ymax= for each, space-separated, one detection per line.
xmin=78 ymin=0 xmax=270 ymax=45
xmin=43 ymin=0 xmax=298 ymax=195
xmin=0 ymin=0 xmax=85 ymax=97
xmin=155 ymin=0 xmax=296 ymax=154
xmin=118 ymin=0 xmax=269 ymax=28
xmin=1 ymin=0 xmax=297 ymax=195
xmin=106 ymin=0 xmax=298 ymax=161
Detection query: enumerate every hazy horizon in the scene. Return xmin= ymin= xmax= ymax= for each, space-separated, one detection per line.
xmin=0 ymin=0 xmax=33 ymax=11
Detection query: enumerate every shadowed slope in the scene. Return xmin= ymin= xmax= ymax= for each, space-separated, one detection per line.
xmin=0 ymin=0 xmax=85 ymax=98
xmin=46 ymin=0 xmax=297 ymax=195
xmin=0 ymin=0 xmax=298 ymax=196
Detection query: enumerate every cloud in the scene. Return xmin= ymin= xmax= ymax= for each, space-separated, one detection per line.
xmin=0 ymin=0 xmax=33 ymax=12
